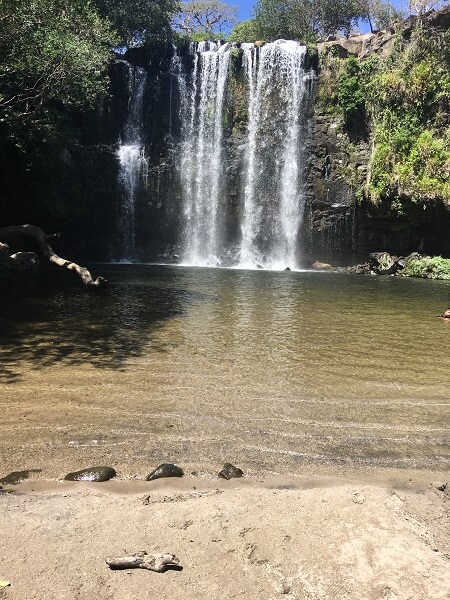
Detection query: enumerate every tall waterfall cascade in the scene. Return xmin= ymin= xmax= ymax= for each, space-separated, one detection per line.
xmin=177 ymin=40 xmax=313 ymax=270
xmin=117 ymin=64 xmax=148 ymax=260
xmin=178 ymin=42 xmax=231 ymax=267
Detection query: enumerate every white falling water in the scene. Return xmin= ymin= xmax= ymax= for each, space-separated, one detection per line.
xmin=175 ymin=41 xmax=311 ymax=270
xmin=240 ymin=43 xmax=262 ymax=268
xmin=179 ymin=43 xmax=231 ymax=266
xmin=239 ymin=41 xmax=310 ymax=270
xmin=117 ymin=65 xmax=148 ymax=260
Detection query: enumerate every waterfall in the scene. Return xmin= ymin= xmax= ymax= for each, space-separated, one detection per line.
xmin=117 ymin=64 xmax=148 ymax=260
xmin=240 ymin=41 xmax=310 ymax=270
xmin=173 ymin=41 xmax=312 ymax=270
xmin=178 ymin=42 xmax=231 ymax=266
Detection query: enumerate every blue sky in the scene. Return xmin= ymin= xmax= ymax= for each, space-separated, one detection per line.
xmin=237 ymin=0 xmax=253 ymax=20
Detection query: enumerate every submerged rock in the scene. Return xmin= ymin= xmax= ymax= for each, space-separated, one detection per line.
xmin=146 ymin=463 xmax=184 ymax=481
xmin=64 ymin=466 xmax=116 ymax=482
xmin=0 ymin=469 xmax=42 ymax=485
xmin=218 ymin=463 xmax=244 ymax=480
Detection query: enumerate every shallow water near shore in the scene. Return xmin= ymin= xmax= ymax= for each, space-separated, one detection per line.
xmin=0 ymin=264 xmax=449 ymax=483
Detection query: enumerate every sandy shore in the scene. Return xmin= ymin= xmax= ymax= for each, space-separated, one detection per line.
xmin=0 ymin=477 xmax=449 ymax=600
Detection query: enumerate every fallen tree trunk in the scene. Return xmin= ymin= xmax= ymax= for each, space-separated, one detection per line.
xmin=0 ymin=225 xmax=106 ymax=289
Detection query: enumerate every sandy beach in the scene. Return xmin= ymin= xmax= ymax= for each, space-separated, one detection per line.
xmin=1 ymin=476 xmax=449 ymax=600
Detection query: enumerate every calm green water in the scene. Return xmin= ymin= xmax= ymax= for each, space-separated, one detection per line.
xmin=0 ymin=265 xmax=449 ymax=480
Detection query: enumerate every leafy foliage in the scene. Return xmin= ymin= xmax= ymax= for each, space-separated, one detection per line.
xmin=317 ymin=21 xmax=450 ymax=206
xmin=365 ymin=27 xmax=450 ymax=203
xmin=252 ymin=0 xmax=367 ymax=41
xmin=337 ymin=57 xmax=365 ymax=122
xmin=94 ymin=0 xmax=177 ymax=45
xmin=0 ymin=0 xmax=117 ymax=144
xmin=401 ymin=256 xmax=450 ymax=279
xmin=228 ymin=19 xmax=264 ymax=42
xmin=360 ymin=0 xmax=404 ymax=32
xmin=316 ymin=51 xmax=342 ymax=114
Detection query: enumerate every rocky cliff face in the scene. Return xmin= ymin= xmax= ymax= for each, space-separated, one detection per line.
xmin=303 ymin=7 xmax=450 ymax=263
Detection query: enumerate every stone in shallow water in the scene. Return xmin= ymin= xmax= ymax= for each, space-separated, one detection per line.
xmin=218 ymin=463 xmax=244 ymax=480
xmin=64 ymin=466 xmax=116 ymax=482
xmin=146 ymin=464 xmax=184 ymax=481
xmin=0 ymin=469 xmax=42 ymax=485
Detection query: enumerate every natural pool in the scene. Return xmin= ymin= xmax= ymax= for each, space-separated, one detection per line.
xmin=0 ymin=265 xmax=449 ymax=483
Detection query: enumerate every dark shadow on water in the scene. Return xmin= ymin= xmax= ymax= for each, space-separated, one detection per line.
xmin=0 ymin=265 xmax=205 ymax=384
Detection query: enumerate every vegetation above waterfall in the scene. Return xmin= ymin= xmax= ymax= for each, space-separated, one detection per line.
xmin=173 ymin=0 xmax=238 ymax=38
xmin=230 ymin=0 xmax=403 ymax=42
xmin=95 ymin=0 xmax=177 ymax=45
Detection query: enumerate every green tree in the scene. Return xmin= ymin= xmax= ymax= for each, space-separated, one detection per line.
xmin=252 ymin=0 xmax=366 ymax=41
xmin=94 ymin=0 xmax=177 ymax=46
xmin=316 ymin=0 xmax=366 ymax=37
xmin=228 ymin=19 xmax=264 ymax=42
xmin=0 ymin=0 xmax=117 ymax=142
xmin=338 ymin=56 xmax=365 ymax=122
xmin=359 ymin=0 xmax=404 ymax=32
xmin=252 ymin=0 xmax=311 ymax=40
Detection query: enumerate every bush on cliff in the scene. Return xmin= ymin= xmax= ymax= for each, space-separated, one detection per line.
xmin=322 ymin=18 xmax=450 ymax=206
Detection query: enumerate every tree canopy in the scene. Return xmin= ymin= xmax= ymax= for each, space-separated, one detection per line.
xmin=0 ymin=0 xmax=117 ymax=143
xmin=237 ymin=0 xmax=402 ymax=41
xmin=94 ymin=0 xmax=177 ymax=45
xmin=362 ymin=0 xmax=404 ymax=32
xmin=173 ymin=0 xmax=238 ymax=37
xmin=228 ymin=19 xmax=264 ymax=42
xmin=0 ymin=0 xmax=179 ymax=146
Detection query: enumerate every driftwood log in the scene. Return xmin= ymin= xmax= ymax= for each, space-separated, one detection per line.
xmin=0 ymin=225 xmax=106 ymax=289
xmin=105 ymin=552 xmax=180 ymax=572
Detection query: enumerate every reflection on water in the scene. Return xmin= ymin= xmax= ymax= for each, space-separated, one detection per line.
xmin=0 ymin=265 xmax=449 ymax=479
